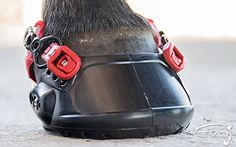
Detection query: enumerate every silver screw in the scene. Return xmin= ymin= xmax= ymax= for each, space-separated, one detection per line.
xmin=61 ymin=60 xmax=68 ymax=66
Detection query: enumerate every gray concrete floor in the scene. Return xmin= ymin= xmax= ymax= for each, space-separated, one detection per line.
xmin=0 ymin=41 xmax=236 ymax=147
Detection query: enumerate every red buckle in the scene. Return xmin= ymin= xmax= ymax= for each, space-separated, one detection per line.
xmin=147 ymin=18 xmax=186 ymax=72
xmin=25 ymin=51 xmax=36 ymax=82
xmin=42 ymin=44 xmax=81 ymax=80
xmin=163 ymin=42 xmax=185 ymax=73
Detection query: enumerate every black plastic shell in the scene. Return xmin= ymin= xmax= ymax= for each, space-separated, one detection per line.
xmin=29 ymin=53 xmax=194 ymax=139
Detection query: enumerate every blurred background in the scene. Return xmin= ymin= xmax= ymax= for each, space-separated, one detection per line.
xmin=0 ymin=0 xmax=235 ymax=146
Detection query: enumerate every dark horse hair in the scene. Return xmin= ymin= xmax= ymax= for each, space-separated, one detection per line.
xmin=42 ymin=0 xmax=156 ymax=56
xmin=42 ymin=0 xmax=151 ymax=38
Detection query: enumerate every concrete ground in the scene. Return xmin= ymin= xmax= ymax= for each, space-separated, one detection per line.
xmin=0 ymin=40 xmax=235 ymax=147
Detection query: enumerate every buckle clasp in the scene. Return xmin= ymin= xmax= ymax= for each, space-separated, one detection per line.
xmin=147 ymin=19 xmax=186 ymax=73
xmin=162 ymin=42 xmax=185 ymax=73
xmin=42 ymin=43 xmax=81 ymax=80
